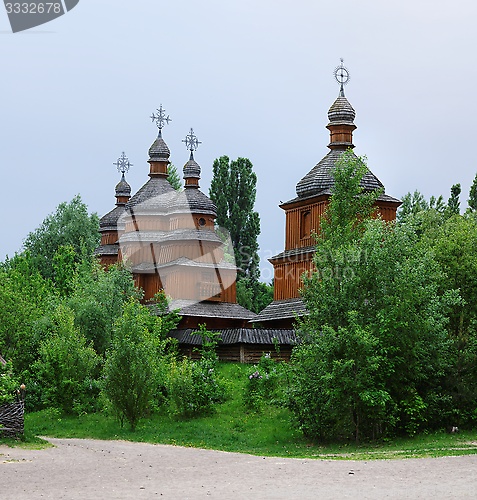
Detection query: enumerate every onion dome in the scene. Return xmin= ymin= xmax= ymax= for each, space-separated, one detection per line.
xmin=183 ymin=153 xmax=201 ymax=183
xmin=148 ymin=135 xmax=171 ymax=163
xmin=149 ymin=105 xmax=172 ymax=165
xmin=327 ymin=96 xmax=356 ymax=126
xmin=182 ymin=128 xmax=202 ymax=188
xmin=115 ymin=174 xmax=131 ymax=200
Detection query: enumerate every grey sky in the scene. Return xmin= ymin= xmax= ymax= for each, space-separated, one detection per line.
xmin=1 ymin=0 xmax=476 ymax=281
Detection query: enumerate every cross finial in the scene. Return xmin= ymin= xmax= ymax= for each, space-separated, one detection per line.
xmin=150 ymin=104 xmax=171 ymax=137
xmin=182 ymin=128 xmax=201 ymax=159
xmin=114 ymin=152 xmax=132 ymax=177
xmin=334 ymin=58 xmax=350 ymax=97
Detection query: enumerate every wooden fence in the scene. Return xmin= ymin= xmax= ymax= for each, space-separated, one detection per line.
xmin=0 ymin=400 xmax=25 ymax=437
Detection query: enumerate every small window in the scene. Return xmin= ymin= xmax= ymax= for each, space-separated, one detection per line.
xmin=198 ymin=217 xmax=206 ymax=227
xmin=300 ymin=210 xmax=311 ymax=239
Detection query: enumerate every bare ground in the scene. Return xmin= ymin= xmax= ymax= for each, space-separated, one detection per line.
xmin=1 ymin=438 xmax=476 ymax=499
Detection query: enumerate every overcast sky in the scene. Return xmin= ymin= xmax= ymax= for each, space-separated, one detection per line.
xmin=2 ymin=0 xmax=477 ymax=280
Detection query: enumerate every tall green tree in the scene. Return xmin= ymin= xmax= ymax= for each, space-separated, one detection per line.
xmin=0 ymin=253 xmax=54 ymax=375
xmin=102 ymin=296 xmax=179 ymax=430
xmin=68 ymin=259 xmax=139 ymax=356
xmin=288 ymin=153 xmax=457 ymax=441
xmin=468 ymin=172 xmax=477 ymax=212
xmin=167 ymin=163 xmax=182 ymax=191
xmin=209 ymin=156 xmax=260 ymax=280
xmin=32 ymin=303 xmax=101 ymax=414
xmin=446 ymin=183 xmax=461 ymax=217
xmin=23 ymin=195 xmax=100 ymax=281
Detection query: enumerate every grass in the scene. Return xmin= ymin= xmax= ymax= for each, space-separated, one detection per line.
xmin=8 ymin=362 xmax=477 ymax=460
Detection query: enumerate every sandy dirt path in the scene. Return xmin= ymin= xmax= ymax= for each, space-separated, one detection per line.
xmin=1 ymin=438 xmax=476 ymax=499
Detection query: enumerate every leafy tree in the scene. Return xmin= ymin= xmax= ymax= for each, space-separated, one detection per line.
xmin=468 ymin=172 xmax=477 ymax=212
xmin=319 ymin=150 xmax=382 ymax=245
xmin=68 ymin=259 xmax=139 ymax=356
xmin=167 ymin=163 xmax=182 ymax=191
xmin=102 ymin=296 xmax=179 ymax=430
xmin=288 ymin=154 xmax=457 ymax=441
xmin=236 ymin=278 xmax=273 ymax=313
xmin=209 ymin=156 xmax=260 ymax=280
xmin=419 ymin=214 xmax=477 ymax=423
xmin=167 ymin=325 xmax=225 ymax=418
xmin=446 ymin=183 xmax=461 ymax=217
xmin=23 ymin=195 xmax=100 ymax=281
xmin=32 ymin=304 xmax=101 ymax=414
xmin=0 ymin=361 xmax=20 ymax=405
xmin=0 ymin=253 xmax=54 ymax=376
xmin=397 ymin=190 xmax=429 ymax=223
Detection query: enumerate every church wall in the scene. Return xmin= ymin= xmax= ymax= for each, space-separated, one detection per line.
xmin=285 ymin=200 xmax=328 ymax=250
xmin=273 ymin=258 xmax=315 ymax=300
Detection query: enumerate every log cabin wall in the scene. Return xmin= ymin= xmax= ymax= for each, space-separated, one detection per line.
xmin=272 ymin=258 xmax=315 ymax=300
xmin=284 ymin=199 xmax=329 ymax=250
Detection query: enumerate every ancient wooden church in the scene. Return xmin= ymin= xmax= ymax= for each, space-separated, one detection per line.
xmin=96 ymin=62 xmax=400 ymax=360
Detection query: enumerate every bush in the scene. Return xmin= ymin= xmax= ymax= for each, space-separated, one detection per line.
xmin=31 ymin=304 xmax=100 ymax=415
xmin=0 ymin=361 xmax=20 ymax=405
xmin=167 ymin=326 xmax=226 ymax=418
xmin=102 ymin=298 xmax=179 ymax=430
xmin=167 ymin=357 xmax=225 ymax=418
xmin=244 ymin=353 xmax=285 ymax=411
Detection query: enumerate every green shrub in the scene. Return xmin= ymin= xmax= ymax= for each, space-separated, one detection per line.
xmin=244 ymin=354 xmax=286 ymax=411
xmin=102 ymin=298 xmax=179 ymax=430
xmin=0 ymin=361 xmax=20 ymax=405
xmin=167 ymin=357 xmax=225 ymax=418
xmin=31 ymin=304 xmax=100 ymax=415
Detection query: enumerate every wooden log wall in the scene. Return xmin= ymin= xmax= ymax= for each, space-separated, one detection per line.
xmin=285 ymin=200 xmax=328 ymax=250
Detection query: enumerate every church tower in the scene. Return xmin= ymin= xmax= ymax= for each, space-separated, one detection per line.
xmin=255 ymin=61 xmax=401 ymax=327
xmin=97 ymin=106 xmax=255 ymax=329
xmin=95 ymin=152 xmax=132 ymax=267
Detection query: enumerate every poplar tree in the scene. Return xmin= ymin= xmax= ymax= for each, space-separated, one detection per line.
xmin=167 ymin=164 xmax=182 ymax=191
xmin=468 ymin=173 xmax=477 ymax=212
xmin=209 ymin=156 xmax=260 ymax=281
xmin=446 ymin=183 xmax=461 ymax=217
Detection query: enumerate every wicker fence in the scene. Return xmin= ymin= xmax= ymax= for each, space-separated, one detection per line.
xmin=0 ymin=400 xmax=25 ymax=437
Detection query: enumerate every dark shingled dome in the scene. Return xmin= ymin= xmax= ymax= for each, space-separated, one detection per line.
xmin=148 ymin=136 xmax=170 ymax=162
xmin=183 ymin=158 xmax=201 ymax=179
xmin=296 ymin=150 xmax=384 ymax=198
xmin=115 ymin=175 xmax=131 ymax=198
xmin=327 ymin=96 xmax=356 ymax=125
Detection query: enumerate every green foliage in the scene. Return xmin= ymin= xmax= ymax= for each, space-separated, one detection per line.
xmin=31 ymin=304 xmax=101 ymax=415
xmin=68 ymin=260 xmax=139 ymax=355
xmin=52 ymin=245 xmax=77 ymax=296
xmin=168 ymin=325 xmax=226 ymax=418
xmin=468 ymin=172 xmax=477 ymax=212
xmin=244 ymin=353 xmax=285 ymax=411
xmin=23 ymin=195 xmax=100 ymax=281
xmin=167 ymin=163 xmax=182 ymax=191
xmin=397 ymin=190 xmax=430 ymax=223
xmin=102 ymin=298 xmax=179 ymax=430
xmin=446 ymin=183 xmax=461 ymax=217
xmin=209 ymin=156 xmax=261 ymax=280
xmin=236 ymin=278 xmax=273 ymax=313
xmin=0 ymin=361 xmax=20 ymax=405
xmin=0 ymin=253 xmax=54 ymax=375
xmin=290 ymin=154 xmax=458 ymax=442
xmin=419 ymin=214 xmax=477 ymax=423
xmin=319 ymin=150 xmax=382 ymax=245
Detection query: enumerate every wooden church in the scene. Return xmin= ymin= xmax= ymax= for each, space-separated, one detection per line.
xmin=254 ymin=61 xmax=401 ymax=328
xmin=95 ymin=109 xmax=294 ymax=361
xmin=96 ymin=62 xmax=401 ymax=360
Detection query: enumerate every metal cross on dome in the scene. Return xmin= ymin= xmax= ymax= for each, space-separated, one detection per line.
xmin=182 ymin=128 xmax=202 ymax=152
xmin=114 ymin=152 xmax=132 ymax=175
xmin=150 ymin=105 xmax=171 ymax=135
xmin=334 ymin=58 xmax=350 ymax=97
